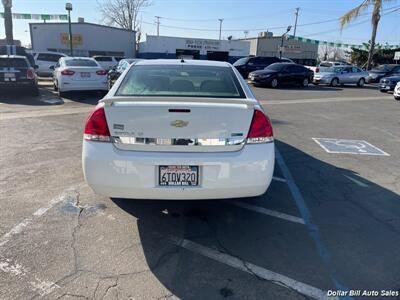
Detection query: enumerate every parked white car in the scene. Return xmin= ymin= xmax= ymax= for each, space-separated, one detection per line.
xmin=394 ymin=82 xmax=400 ymax=101
xmin=82 ymin=59 xmax=275 ymax=200
xmin=52 ymin=57 xmax=108 ymax=96
xmin=33 ymin=51 xmax=67 ymax=77
xmin=93 ymin=56 xmax=118 ymax=70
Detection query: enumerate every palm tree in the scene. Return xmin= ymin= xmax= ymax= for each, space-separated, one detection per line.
xmin=2 ymin=0 xmax=14 ymax=44
xmin=340 ymin=0 xmax=394 ymax=70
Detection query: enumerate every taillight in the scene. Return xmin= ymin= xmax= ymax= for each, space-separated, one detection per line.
xmin=315 ymin=67 xmax=320 ymax=73
xmin=84 ymin=104 xmax=111 ymax=142
xmin=27 ymin=68 xmax=35 ymax=80
xmin=61 ymin=69 xmax=75 ymax=76
xmin=246 ymin=109 xmax=273 ymax=144
xmin=96 ymin=69 xmax=107 ymax=75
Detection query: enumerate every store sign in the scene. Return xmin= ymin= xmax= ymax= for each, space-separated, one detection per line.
xmin=185 ymin=39 xmax=221 ymax=51
xmin=394 ymin=51 xmax=400 ymax=60
xmin=60 ymin=33 xmax=83 ymax=46
xmin=278 ymin=45 xmax=302 ymax=53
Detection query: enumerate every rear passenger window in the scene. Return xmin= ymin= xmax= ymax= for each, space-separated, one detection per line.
xmin=37 ymin=53 xmax=63 ymax=62
xmin=95 ymin=57 xmax=112 ymax=62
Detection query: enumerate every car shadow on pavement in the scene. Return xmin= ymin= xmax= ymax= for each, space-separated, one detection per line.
xmin=110 ymin=140 xmax=400 ymax=299
xmin=60 ymin=91 xmax=106 ymax=105
xmin=0 ymin=88 xmax=62 ymax=106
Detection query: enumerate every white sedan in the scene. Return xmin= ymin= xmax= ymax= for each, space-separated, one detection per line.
xmin=82 ymin=59 xmax=275 ymax=200
xmin=394 ymin=82 xmax=400 ymax=101
xmin=53 ymin=57 xmax=108 ymax=97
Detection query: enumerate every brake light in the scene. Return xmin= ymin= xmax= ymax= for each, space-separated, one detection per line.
xmin=84 ymin=104 xmax=111 ymax=142
xmin=96 ymin=69 xmax=107 ymax=75
xmin=246 ymin=109 xmax=273 ymax=144
xmin=26 ymin=68 xmax=35 ymax=80
xmin=315 ymin=67 xmax=320 ymax=73
xmin=61 ymin=69 xmax=75 ymax=76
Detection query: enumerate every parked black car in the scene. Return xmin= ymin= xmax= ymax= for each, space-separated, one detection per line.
xmin=379 ymin=74 xmax=400 ymax=93
xmin=107 ymin=58 xmax=140 ymax=89
xmin=248 ymin=63 xmax=313 ymax=88
xmin=0 ymin=55 xmax=39 ymax=96
xmin=233 ymin=56 xmax=285 ymax=78
xmin=367 ymin=64 xmax=400 ymax=83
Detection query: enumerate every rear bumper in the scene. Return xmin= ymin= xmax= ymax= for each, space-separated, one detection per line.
xmin=0 ymin=81 xmax=36 ymax=89
xmin=59 ymin=79 xmax=108 ymax=92
xmin=394 ymin=87 xmax=400 ymax=97
xmin=82 ymin=141 xmax=275 ymax=200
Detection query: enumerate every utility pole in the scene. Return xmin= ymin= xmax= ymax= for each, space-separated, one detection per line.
xmin=2 ymin=0 xmax=14 ymax=44
xmin=293 ymin=7 xmax=300 ymax=37
xmin=218 ymin=18 xmax=223 ymax=40
xmin=155 ymin=16 xmax=160 ymax=36
xmin=280 ymin=26 xmax=292 ymax=59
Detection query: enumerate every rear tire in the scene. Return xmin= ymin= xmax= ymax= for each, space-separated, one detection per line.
xmin=379 ymin=89 xmax=388 ymax=93
xmin=330 ymin=78 xmax=339 ymax=87
xmin=270 ymin=78 xmax=278 ymax=88
xmin=301 ymin=78 xmax=309 ymax=87
xmin=395 ymin=96 xmax=400 ymax=101
xmin=58 ymin=89 xmax=66 ymax=97
xmin=357 ymin=78 xmax=365 ymax=87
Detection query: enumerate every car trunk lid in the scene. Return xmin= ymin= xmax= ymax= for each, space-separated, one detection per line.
xmin=101 ymin=96 xmax=257 ymax=152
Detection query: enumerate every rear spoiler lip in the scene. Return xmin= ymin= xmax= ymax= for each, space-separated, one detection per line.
xmin=100 ymin=96 xmax=258 ymax=107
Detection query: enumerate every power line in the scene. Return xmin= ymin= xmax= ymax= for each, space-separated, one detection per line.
xmin=141 ymin=5 xmax=400 ymax=33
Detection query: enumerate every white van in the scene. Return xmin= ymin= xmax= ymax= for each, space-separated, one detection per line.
xmin=33 ymin=51 xmax=68 ymax=76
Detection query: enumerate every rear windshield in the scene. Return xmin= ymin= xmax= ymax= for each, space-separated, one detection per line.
xmin=0 ymin=58 xmax=28 ymax=67
xmin=65 ymin=59 xmax=98 ymax=67
xmin=116 ymin=65 xmax=246 ymax=98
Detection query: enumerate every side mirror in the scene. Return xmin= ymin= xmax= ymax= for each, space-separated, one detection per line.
xmin=34 ymin=65 xmax=39 ymax=69
xmin=49 ymin=65 xmax=55 ymax=70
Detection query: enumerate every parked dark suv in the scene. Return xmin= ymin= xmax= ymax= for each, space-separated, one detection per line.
xmin=0 ymin=55 xmax=39 ymax=96
xmin=233 ymin=56 xmax=282 ymax=78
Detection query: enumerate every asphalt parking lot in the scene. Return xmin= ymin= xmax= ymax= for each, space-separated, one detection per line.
xmin=1 ymin=80 xmax=399 ymax=300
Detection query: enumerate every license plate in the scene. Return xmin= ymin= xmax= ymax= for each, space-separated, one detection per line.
xmin=81 ymin=72 xmax=91 ymax=78
xmin=159 ymin=165 xmax=198 ymax=186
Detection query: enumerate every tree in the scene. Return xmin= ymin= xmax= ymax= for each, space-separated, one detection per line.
xmin=98 ymin=0 xmax=150 ymax=33
xmin=339 ymin=0 xmax=396 ymax=70
xmin=2 ymin=0 xmax=14 ymax=44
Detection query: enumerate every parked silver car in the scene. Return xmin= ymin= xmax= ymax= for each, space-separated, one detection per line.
xmin=313 ymin=66 xmax=369 ymax=87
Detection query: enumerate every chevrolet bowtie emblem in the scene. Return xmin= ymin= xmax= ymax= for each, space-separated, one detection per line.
xmin=170 ymin=120 xmax=189 ymax=128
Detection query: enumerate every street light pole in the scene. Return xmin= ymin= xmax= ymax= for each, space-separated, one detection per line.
xmin=218 ymin=18 xmax=223 ymax=40
xmin=279 ymin=25 xmax=292 ymax=59
xmin=65 ymin=3 xmax=73 ymax=56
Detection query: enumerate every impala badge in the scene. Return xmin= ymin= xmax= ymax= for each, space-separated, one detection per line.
xmin=170 ymin=120 xmax=189 ymax=128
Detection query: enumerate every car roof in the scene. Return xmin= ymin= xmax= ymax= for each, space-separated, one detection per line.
xmin=0 ymin=55 xmax=27 ymax=59
xmin=62 ymin=56 xmax=96 ymax=61
xmin=135 ymin=59 xmax=231 ymax=67
xmin=93 ymin=55 xmax=113 ymax=58
xmin=36 ymin=51 xmax=66 ymax=55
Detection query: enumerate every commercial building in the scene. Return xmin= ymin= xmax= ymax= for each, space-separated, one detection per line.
xmin=29 ymin=21 xmax=136 ymax=57
xmin=138 ymin=35 xmax=250 ymax=63
xmin=243 ymin=32 xmax=319 ymax=65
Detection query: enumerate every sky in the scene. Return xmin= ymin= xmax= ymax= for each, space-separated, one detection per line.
xmin=2 ymin=0 xmax=400 ymax=47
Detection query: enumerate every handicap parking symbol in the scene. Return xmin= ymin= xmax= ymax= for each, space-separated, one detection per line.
xmin=313 ymin=138 xmax=390 ymax=156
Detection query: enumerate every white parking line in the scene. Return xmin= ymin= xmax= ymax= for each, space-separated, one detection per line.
xmin=226 ymin=201 xmax=305 ymax=225
xmin=172 ymin=237 xmax=336 ymax=300
xmin=343 ymin=175 xmax=368 ymax=187
xmin=0 ymin=186 xmax=78 ymax=248
xmin=273 ymin=176 xmax=287 ymax=183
